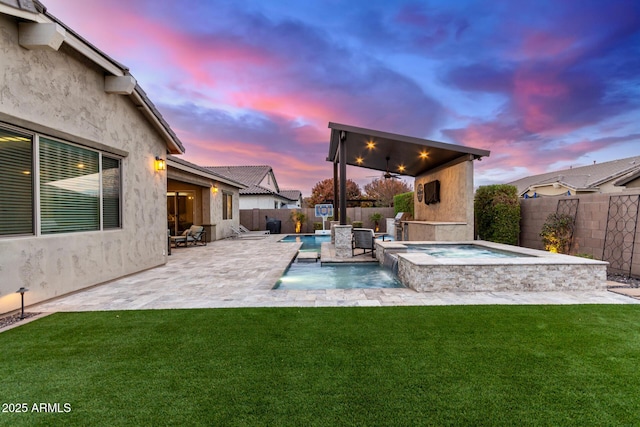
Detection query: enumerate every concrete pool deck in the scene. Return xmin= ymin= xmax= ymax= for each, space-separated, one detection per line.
xmin=29 ymin=235 xmax=639 ymax=313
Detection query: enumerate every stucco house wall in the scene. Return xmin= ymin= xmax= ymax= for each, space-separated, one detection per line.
xmin=239 ymin=194 xmax=282 ymax=210
xmin=211 ymin=182 xmax=241 ymax=239
xmin=0 ymin=12 xmax=171 ymax=314
xmin=408 ymin=160 xmax=474 ymax=241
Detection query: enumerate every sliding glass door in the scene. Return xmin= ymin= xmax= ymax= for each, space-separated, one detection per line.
xmin=167 ymin=191 xmax=195 ymax=235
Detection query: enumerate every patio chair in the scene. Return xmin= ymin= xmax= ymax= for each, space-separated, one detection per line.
xmin=172 ymin=225 xmax=207 ymax=247
xmin=230 ymin=225 xmax=270 ymax=239
xmin=352 ymin=228 xmax=376 ymax=258
xmin=185 ymin=225 xmax=207 ymax=246
xmin=239 ymin=224 xmax=270 ymax=235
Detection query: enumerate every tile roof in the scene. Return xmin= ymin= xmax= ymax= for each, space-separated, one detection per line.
xmin=279 ymin=190 xmax=302 ymax=202
xmin=508 ymin=155 xmax=640 ymax=194
xmin=206 ymin=166 xmax=271 ymax=187
xmin=205 ymin=165 xmax=282 ymax=196
xmin=205 ymin=166 xmax=303 ymax=200
xmin=0 ymin=0 xmax=40 ymax=13
xmin=166 ymin=155 xmax=245 ymax=188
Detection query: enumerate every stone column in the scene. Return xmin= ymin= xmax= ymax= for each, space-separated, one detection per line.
xmin=330 ymin=221 xmax=340 ymax=244
xmin=334 ymin=225 xmax=353 ymax=258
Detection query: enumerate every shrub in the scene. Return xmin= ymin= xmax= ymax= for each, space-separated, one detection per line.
xmin=394 ymin=192 xmax=414 ymax=218
xmin=540 ymin=213 xmax=575 ymax=254
xmin=575 ymin=253 xmax=594 ymax=259
xmin=474 ymin=185 xmax=520 ymax=245
xmin=369 ymin=212 xmax=383 ymax=231
xmin=352 ymin=221 xmax=363 ymax=228
xmin=290 ymin=210 xmax=307 ymax=233
xmin=313 ymin=222 xmax=323 ymax=231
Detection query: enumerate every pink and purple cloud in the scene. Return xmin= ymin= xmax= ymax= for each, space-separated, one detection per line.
xmin=44 ymin=0 xmax=640 ymax=194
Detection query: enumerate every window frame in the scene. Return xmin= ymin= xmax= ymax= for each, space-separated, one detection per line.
xmin=222 ymin=191 xmax=233 ymax=220
xmin=0 ymin=126 xmax=35 ymax=236
xmin=0 ymin=124 xmax=124 ymax=237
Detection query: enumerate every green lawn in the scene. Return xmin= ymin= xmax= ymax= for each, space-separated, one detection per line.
xmin=1 ymin=306 xmax=640 ymax=426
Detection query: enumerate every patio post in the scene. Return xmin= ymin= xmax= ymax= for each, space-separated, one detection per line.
xmin=333 ymin=160 xmax=339 ymax=223
xmin=339 ymin=131 xmax=347 ymax=225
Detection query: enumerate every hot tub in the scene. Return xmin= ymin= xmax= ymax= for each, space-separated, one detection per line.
xmin=376 ymin=240 xmax=609 ymax=292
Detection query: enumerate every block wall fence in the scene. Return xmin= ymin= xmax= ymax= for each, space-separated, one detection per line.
xmin=240 ymin=207 xmax=395 ymax=235
xmin=518 ymin=190 xmax=640 ymax=277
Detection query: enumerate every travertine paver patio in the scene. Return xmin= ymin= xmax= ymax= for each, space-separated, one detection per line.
xmin=31 ymin=235 xmax=639 ymax=312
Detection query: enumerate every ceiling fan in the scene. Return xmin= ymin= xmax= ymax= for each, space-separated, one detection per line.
xmin=365 ymin=156 xmax=402 ymax=180
xmin=382 ymin=156 xmax=401 ymax=180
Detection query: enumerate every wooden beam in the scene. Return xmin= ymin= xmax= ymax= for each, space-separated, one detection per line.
xmin=18 ymin=22 xmax=65 ymax=51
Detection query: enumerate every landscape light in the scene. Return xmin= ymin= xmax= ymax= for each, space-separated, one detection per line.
xmin=15 ymin=287 xmax=28 ymax=320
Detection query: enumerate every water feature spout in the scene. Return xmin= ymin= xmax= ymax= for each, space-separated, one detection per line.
xmin=382 ymin=252 xmax=399 ymax=276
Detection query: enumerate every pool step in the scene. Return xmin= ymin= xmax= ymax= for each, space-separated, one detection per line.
xmin=297 ymin=251 xmax=319 ymax=262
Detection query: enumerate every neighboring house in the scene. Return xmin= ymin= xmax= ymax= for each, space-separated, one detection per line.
xmin=206 ymin=165 xmax=301 ymax=209
xmin=0 ymin=1 xmax=185 ymax=314
xmin=167 ymin=156 xmax=245 ymax=240
xmin=279 ymin=190 xmax=303 ymax=208
xmin=508 ymin=155 xmax=640 ymax=198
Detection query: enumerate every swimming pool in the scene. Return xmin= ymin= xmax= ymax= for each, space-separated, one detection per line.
xmin=276 ymin=234 xmax=402 ymax=290
xmin=279 ymin=234 xmax=392 ymax=252
xmin=273 ymin=262 xmax=403 ymax=290
xmin=279 ymin=235 xmax=330 ymax=251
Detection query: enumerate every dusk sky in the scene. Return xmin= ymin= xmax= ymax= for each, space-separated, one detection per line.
xmin=44 ymin=0 xmax=640 ymax=195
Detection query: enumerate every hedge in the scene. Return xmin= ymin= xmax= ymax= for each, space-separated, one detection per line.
xmin=474 ymin=184 xmax=520 ymax=245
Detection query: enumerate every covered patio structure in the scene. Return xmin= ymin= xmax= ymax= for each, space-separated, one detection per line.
xmin=326 ymin=123 xmax=490 ymax=249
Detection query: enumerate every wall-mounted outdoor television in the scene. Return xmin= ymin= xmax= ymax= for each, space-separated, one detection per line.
xmin=424 ymin=180 xmax=440 ymax=205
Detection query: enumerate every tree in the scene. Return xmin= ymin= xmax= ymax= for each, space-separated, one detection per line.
xmin=364 ymin=178 xmax=413 ymax=207
xmin=306 ymin=178 xmax=362 ymax=207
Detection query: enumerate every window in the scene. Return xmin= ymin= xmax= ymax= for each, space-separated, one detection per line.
xmin=0 ymin=125 xmax=123 ymax=236
xmin=223 ymin=192 xmax=233 ymax=220
xmin=0 ymin=129 xmax=33 ymax=235
xmin=102 ymin=157 xmax=121 ymax=229
xmin=40 ymin=137 xmax=100 ymax=234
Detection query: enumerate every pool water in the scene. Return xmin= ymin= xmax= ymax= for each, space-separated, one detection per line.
xmin=279 ymin=234 xmax=392 ymax=252
xmin=273 ymin=262 xmax=403 ymax=290
xmin=276 ymin=234 xmax=402 ymax=290
xmin=405 ymin=244 xmax=530 ymax=258
xmin=279 ymin=235 xmax=330 ymax=252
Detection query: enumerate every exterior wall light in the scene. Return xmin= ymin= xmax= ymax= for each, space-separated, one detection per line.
xmin=212 ymin=184 xmax=219 ymax=193
xmin=155 ymin=156 xmax=166 ymax=171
